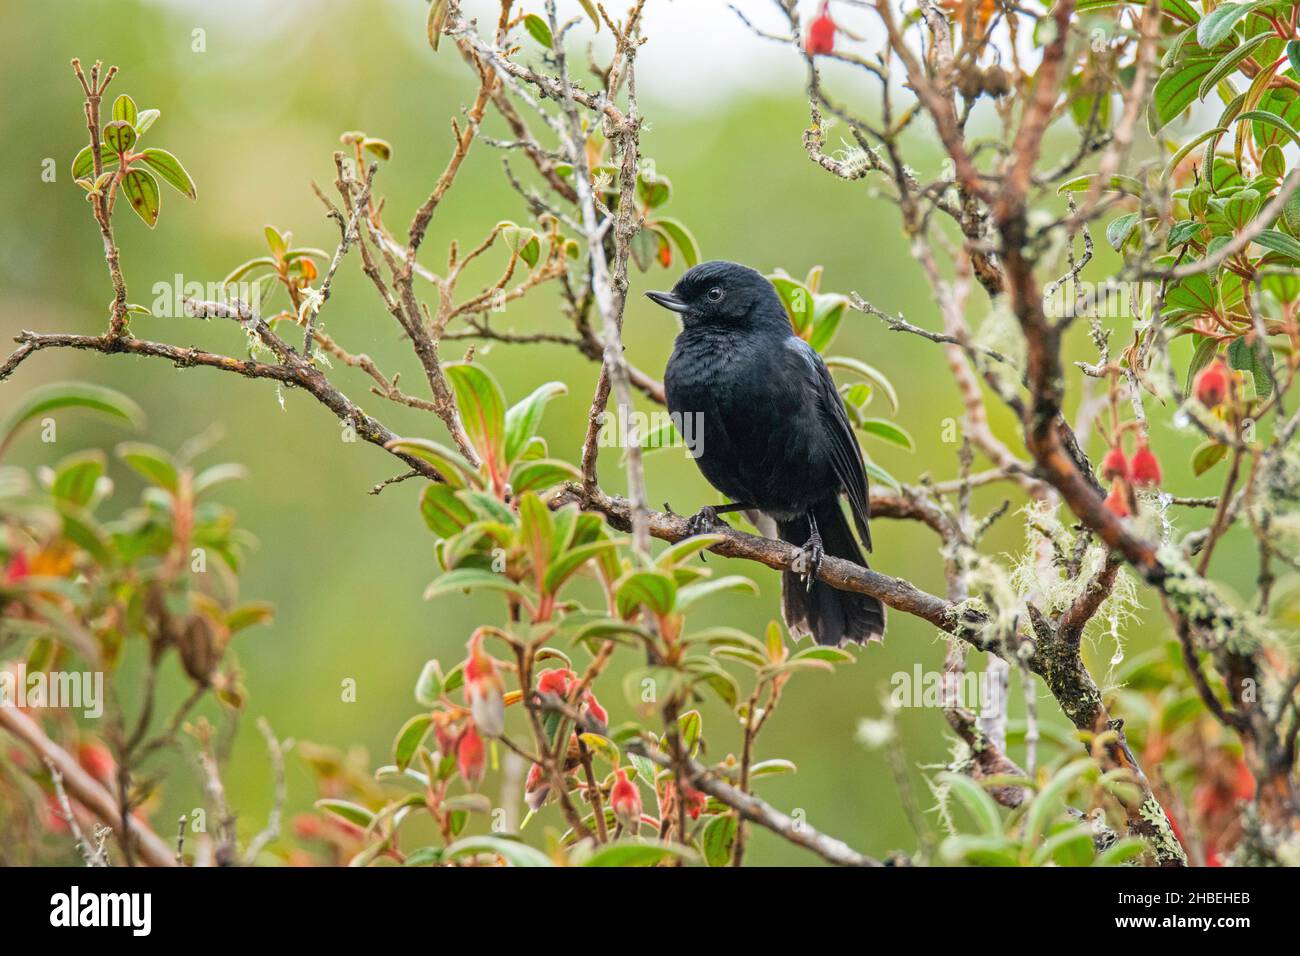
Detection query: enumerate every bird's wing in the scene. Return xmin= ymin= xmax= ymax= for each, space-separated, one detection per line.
xmin=789 ymin=338 xmax=872 ymax=550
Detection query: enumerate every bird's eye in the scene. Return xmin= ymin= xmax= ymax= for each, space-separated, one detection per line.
xmin=707 ymin=287 xmax=724 ymax=302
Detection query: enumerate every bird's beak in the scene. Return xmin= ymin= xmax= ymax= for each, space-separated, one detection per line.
xmin=645 ymin=290 xmax=688 ymax=314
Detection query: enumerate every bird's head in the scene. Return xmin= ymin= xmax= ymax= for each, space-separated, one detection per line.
xmin=645 ymin=260 xmax=788 ymax=331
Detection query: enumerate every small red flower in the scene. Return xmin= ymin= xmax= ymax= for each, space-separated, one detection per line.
xmin=3 ymin=551 xmax=30 ymax=586
xmin=1100 ymin=445 xmax=1128 ymax=481
xmin=1194 ymin=358 xmax=1230 ymax=409
xmin=582 ymin=689 xmax=608 ymax=730
xmin=610 ymin=768 xmax=642 ymax=832
xmin=77 ymin=742 xmax=114 ymax=783
xmin=664 ymin=781 xmax=707 ymax=820
xmin=805 ymin=1 xmax=836 ymax=55
xmin=536 ymin=667 xmax=575 ymax=697
xmin=1129 ymin=441 xmax=1162 ymax=488
xmin=524 ymin=762 xmax=551 ymax=812
xmin=457 ymin=723 xmax=486 ymax=786
xmin=465 ymin=632 xmax=505 ymax=738
xmin=1104 ymin=481 xmax=1130 ymax=518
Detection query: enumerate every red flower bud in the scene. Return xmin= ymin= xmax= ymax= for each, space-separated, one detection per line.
xmin=610 ymin=768 xmax=642 ymax=832
xmin=536 ymin=667 xmax=575 ymax=697
xmin=3 ymin=551 xmax=29 ymax=585
xmin=1194 ymin=358 xmax=1229 ymax=409
xmin=457 ymin=723 xmax=486 ymax=786
xmin=805 ymin=2 xmax=836 ymax=55
xmin=1129 ymin=441 xmax=1161 ymax=488
xmin=582 ymin=690 xmax=608 ymax=731
xmin=293 ymin=813 xmax=324 ymax=840
xmin=1104 ymin=481 xmax=1130 ymax=518
xmin=524 ymin=762 xmax=551 ymax=812
xmin=663 ymin=781 xmax=707 ymax=821
xmin=77 ymin=742 xmax=114 ymax=783
xmin=433 ymin=713 xmax=459 ymax=758
xmin=465 ymin=633 xmax=505 ymax=739
xmin=1100 ymin=445 xmax=1128 ymax=481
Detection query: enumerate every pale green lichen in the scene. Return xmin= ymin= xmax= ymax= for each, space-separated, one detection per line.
xmin=1139 ymin=797 xmax=1188 ymax=866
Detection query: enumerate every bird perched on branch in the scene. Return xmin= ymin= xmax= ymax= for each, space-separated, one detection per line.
xmin=647 ymin=260 xmax=884 ymax=645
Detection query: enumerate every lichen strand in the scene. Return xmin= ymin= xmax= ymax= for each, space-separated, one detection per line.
xmin=1139 ymin=797 xmax=1188 ymax=867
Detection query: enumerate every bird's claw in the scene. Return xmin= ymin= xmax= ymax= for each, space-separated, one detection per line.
xmin=796 ymin=531 xmax=824 ymax=592
xmin=685 ymin=505 xmax=720 ymax=538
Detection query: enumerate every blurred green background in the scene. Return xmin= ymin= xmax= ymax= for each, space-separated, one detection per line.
xmin=0 ymin=0 xmax=1264 ymax=864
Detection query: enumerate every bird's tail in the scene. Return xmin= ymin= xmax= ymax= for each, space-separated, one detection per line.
xmin=777 ymin=498 xmax=885 ymax=646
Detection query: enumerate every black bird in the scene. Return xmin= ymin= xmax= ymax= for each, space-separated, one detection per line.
xmin=647 ymin=260 xmax=885 ymax=645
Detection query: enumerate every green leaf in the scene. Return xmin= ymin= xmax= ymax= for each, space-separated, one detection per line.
xmin=651 ymin=217 xmax=701 ymax=267
xmin=582 ymin=841 xmax=695 ymax=867
xmin=0 ymin=382 xmax=143 ymax=456
xmin=414 ymin=659 xmax=443 ymax=706
xmin=120 ymin=168 xmax=161 ymax=228
xmin=221 ymin=256 xmax=278 ymax=287
xmin=504 ymin=382 xmax=566 ymax=465
xmin=824 ymin=356 xmax=899 ymax=412
xmin=1033 ymin=823 xmax=1097 ymax=867
xmin=656 ymin=534 xmax=726 ymax=568
xmin=523 ymin=14 xmax=553 ymax=47
xmin=858 ymin=417 xmax=914 ymax=451
xmin=393 ymin=714 xmax=433 ymax=771
xmin=1254 ymin=229 xmax=1300 ymax=263
xmin=1196 ymin=3 xmax=1253 ymax=49
xmin=1024 ymin=760 xmax=1094 ymax=846
xmin=315 ymin=799 xmax=374 ymax=828
xmin=638 ymin=172 xmax=672 ymax=209
xmin=226 ymin=602 xmax=274 ymax=632
xmin=103 ymin=120 xmax=137 ymax=155
xmin=1106 ymin=212 xmax=1141 ymax=251
xmin=420 ymin=484 xmax=476 ymax=536
xmin=938 ymin=772 xmax=1004 ymax=836
xmin=1150 ymin=59 xmax=1217 ymax=133
xmin=385 ymin=437 xmax=478 ymax=488
xmin=134 ymin=109 xmax=160 ymax=136
xmin=72 ymin=144 xmax=118 ymax=180
xmin=675 ymin=575 xmax=758 ymax=612
xmin=701 ymin=814 xmax=738 ymax=867
xmin=767 ymin=275 xmax=815 ymax=336
xmin=1192 ymin=440 xmax=1228 ymax=475
xmin=138 ymin=148 xmax=197 ymax=199
xmin=1056 ymin=172 xmax=1145 ymax=196
xmin=578 ymin=0 xmax=601 ymax=30
xmin=444 ymin=835 xmax=554 ymax=867
xmin=940 ymin=834 xmax=1021 ymax=866
xmin=116 ymin=442 xmax=179 ymax=492
xmin=1094 ymin=837 xmax=1149 ymax=866
xmin=808 ymin=295 xmax=848 ymax=353
xmin=677 ymin=709 xmax=703 ymax=755
xmin=1167 ymin=219 xmax=1205 ymax=249
xmin=542 ymin=539 xmax=620 ymax=595
xmin=510 ymin=458 xmax=581 ymax=494
xmin=616 ymin=570 xmax=678 ymax=617
xmin=193 ymin=463 xmax=249 ymax=497
xmin=51 ymin=451 xmax=105 ymax=508
xmin=445 ymin=363 xmax=507 ymax=476
xmin=362 ymin=137 xmax=392 ymax=161
xmin=424 ymin=568 xmax=532 ymax=602
xmin=112 ymin=94 xmax=137 ymax=126
xmin=1288 ymin=39 xmax=1300 ymax=76
xmin=1197 ymin=35 xmax=1270 ymax=101
xmin=1074 ymin=0 xmax=1198 ymax=25
xmin=1238 ymin=108 xmax=1300 ymax=150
